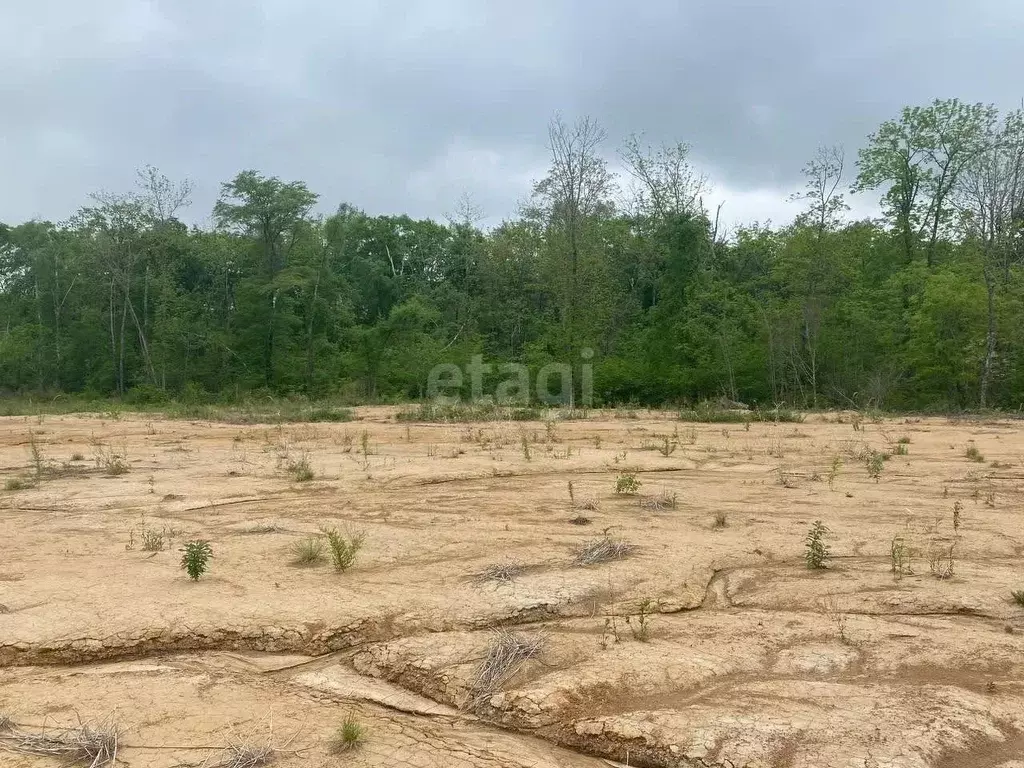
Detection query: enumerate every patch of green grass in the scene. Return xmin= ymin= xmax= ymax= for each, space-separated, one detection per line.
xmin=329 ymin=715 xmax=365 ymax=753
xmin=289 ymin=536 xmax=326 ymax=566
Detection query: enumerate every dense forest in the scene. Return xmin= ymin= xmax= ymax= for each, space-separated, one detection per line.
xmin=2 ymin=98 xmax=1023 ymax=410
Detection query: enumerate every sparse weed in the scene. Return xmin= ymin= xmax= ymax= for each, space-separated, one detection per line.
xmin=141 ymin=526 xmax=165 ymax=552
xmin=93 ymin=443 xmax=129 ymax=475
xmin=965 ymin=443 xmax=984 ymax=462
xmin=287 ymin=454 xmax=315 ymax=482
xmin=805 ymin=520 xmax=832 ymax=570
xmin=625 ymin=597 xmax=656 ymax=641
xmin=321 ymin=527 xmax=364 ymax=572
xmin=953 ymin=499 xmax=963 ymax=533
xmin=890 ymin=536 xmax=911 ymax=579
xmin=929 ymin=541 xmax=956 ymax=580
xmin=820 ymin=594 xmax=850 ymax=644
xmin=1011 ymin=590 xmax=1024 ymax=607
xmin=827 ymin=455 xmax=841 ymax=491
xmin=659 ymin=436 xmax=677 ymax=457
xmin=638 ymin=490 xmax=677 ymax=511
xmin=866 ymin=450 xmax=884 ymax=481
xmin=713 ymin=511 xmax=728 ymax=529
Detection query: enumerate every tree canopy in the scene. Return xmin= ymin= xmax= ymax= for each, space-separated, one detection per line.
xmin=2 ymin=101 xmax=1023 ymax=410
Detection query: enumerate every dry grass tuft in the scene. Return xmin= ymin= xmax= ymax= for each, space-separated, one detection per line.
xmin=468 ymin=629 xmax=545 ymax=710
xmin=474 ymin=561 xmax=526 ymax=584
xmin=216 ymin=741 xmax=275 ymax=768
xmin=573 ymin=536 xmax=635 ymax=566
xmin=0 ymin=716 xmax=119 ymax=767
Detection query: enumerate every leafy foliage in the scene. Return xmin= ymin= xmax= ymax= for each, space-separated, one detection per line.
xmin=805 ymin=521 xmax=832 ymax=570
xmin=180 ymin=540 xmax=212 ymax=581
xmin=2 ymin=103 xmax=1024 ymax=412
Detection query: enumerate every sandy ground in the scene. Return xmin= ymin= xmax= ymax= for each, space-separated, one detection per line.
xmin=1 ymin=407 xmax=1023 ymax=767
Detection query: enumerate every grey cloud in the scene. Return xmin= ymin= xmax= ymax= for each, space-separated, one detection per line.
xmin=2 ymin=0 xmax=1022 ymax=227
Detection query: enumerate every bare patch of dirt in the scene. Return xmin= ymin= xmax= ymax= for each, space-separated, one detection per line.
xmin=1 ymin=408 xmax=1024 ymax=766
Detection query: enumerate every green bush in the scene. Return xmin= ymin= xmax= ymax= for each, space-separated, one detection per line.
xmin=805 ymin=521 xmax=831 ymax=569
xmin=321 ymin=528 xmax=364 ymax=572
xmin=180 ymin=540 xmax=213 ymax=581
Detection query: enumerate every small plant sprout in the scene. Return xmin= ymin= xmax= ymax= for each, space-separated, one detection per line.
xmin=180 ymin=540 xmax=213 ymax=581
xmin=567 ymin=480 xmax=575 ymax=506
xmin=321 ymin=527 xmax=364 ymax=572
xmin=615 ymin=472 xmax=641 ymax=495
xmin=713 ymin=511 xmax=728 ymax=529
xmin=805 ymin=520 xmax=832 ymax=570
xmin=659 ymin=436 xmax=677 ymax=457
xmin=952 ymin=499 xmax=963 ymax=533
xmin=827 ymin=455 xmax=841 ymax=490
xmin=820 ymin=594 xmax=850 ymax=644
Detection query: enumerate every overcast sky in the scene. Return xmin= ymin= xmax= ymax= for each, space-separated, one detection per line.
xmin=2 ymin=0 xmax=1023 ymax=231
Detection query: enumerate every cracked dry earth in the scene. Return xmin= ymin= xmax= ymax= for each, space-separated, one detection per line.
xmin=1 ymin=409 xmax=1024 ymax=768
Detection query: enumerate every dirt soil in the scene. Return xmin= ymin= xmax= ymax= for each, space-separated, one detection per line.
xmin=1 ymin=407 xmax=1023 ymax=768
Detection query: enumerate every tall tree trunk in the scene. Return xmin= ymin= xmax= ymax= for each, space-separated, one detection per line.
xmin=980 ymin=269 xmax=997 ymax=408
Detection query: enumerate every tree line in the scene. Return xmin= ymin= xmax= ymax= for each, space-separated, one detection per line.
xmin=1 ymin=99 xmax=1022 ymax=410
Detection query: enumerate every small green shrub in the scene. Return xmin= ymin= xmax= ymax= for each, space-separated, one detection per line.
xmin=321 ymin=527 xmax=364 ymax=572
xmin=70 ymin=452 xmax=85 ymax=462
xmin=290 ymin=536 xmax=326 ymax=566
xmin=180 ymin=540 xmax=213 ymax=581
xmin=965 ymin=444 xmax=984 ymax=462
xmin=1011 ymin=590 xmax=1024 ymax=607
xmin=615 ymin=472 xmax=641 ymax=495
xmin=713 ymin=511 xmax=728 ymax=529
xmin=805 ymin=520 xmax=831 ymax=570
xmin=329 ymin=714 xmax=364 ymax=753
